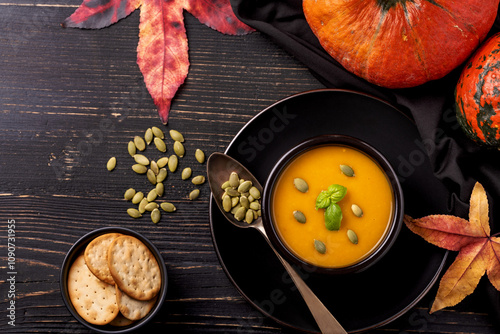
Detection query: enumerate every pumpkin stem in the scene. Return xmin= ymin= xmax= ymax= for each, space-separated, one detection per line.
xmin=376 ymin=0 xmax=407 ymax=12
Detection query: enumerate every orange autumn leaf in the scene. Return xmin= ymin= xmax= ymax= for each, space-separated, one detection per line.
xmin=63 ymin=0 xmax=254 ymax=123
xmin=404 ymin=182 xmax=498 ymax=313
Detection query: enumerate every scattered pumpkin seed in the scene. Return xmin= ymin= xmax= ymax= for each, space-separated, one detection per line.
xmin=173 ymin=141 xmax=185 ymax=157
xmin=151 ymin=208 xmax=161 ymax=224
xmin=150 ymin=160 xmax=159 ymax=175
xmin=145 ymin=128 xmax=153 ymax=145
xmin=145 ymin=202 xmax=159 ymax=211
xmin=234 ymin=207 xmax=246 ymax=221
xmin=293 ymin=210 xmax=306 ymax=224
xmin=222 ymin=196 xmax=232 ymax=212
xmin=156 ymin=182 xmax=164 ymax=197
xmin=146 ymin=188 xmax=158 ymax=202
xmin=340 ymin=164 xmax=355 ymax=177
xmin=195 ymin=149 xmax=205 ymax=163
xmin=248 ymin=195 xmax=254 ymax=202
xmin=107 ymin=157 xmax=116 ymax=171
xmin=127 ymin=208 xmax=142 ymax=219
xmin=134 ymin=135 xmax=146 ymax=151
xmin=131 ymin=191 xmax=144 ymax=204
xmin=347 ymin=229 xmax=358 ymax=244
xmin=147 ymin=169 xmax=157 ymax=185
xmin=225 ymin=188 xmax=240 ymax=197
xmin=169 ymin=129 xmax=184 ymax=142
xmin=249 ymin=187 xmax=261 ymax=200
xmin=293 ymin=178 xmax=309 ymax=193
xmin=181 ymin=167 xmax=192 ymax=180
xmin=221 ymin=181 xmax=231 ymax=189
xmin=128 ymin=141 xmax=136 ymax=157
xmin=245 ymin=209 xmax=254 ymax=224
xmin=238 ymin=180 xmax=253 ymax=193
xmin=191 ymin=175 xmax=205 ymax=185
xmin=157 ymin=157 xmax=169 ymax=168
xmin=351 ymin=204 xmax=363 ymax=217
xmin=314 ymin=239 xmax=326 ymax=254
xmin=138 ymin=198 xmax=148 ymax=214
xmin=134 ymin=154 xmax=149 ymax=166
xmin=231 ymin=204 xmax=241 ymax=214
xmin=154 ymin=137 xmax=167 ymax=153
xmin=229 ymin=172 xmax=239 ymax=188
xmin=147 ymin=189 xmax=158 ymax=202
xmin=189 ymin=189 xmax=200 ymax=200
xmin=249 ymin=202 xmax=260 ymax=211
xmin=160 ymin=202 xmax=176 ymax=212
xmin=231 ymin=196 xmax=239 ymax=207
xmin=152 ymin=126 xmax=164 ymax=139
xmin=168 ymin=155 xmax=178 ymax=172
xmin=157 ymin=168 xmax=167 ymax=183
xmin=124 ymin=188 xmax=136 ymax=201
xmin=132 ymin=164 xmax=147 ymax=174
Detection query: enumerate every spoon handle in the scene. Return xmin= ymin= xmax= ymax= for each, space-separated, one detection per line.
xmin=254 ymin=224 xmax=347 ymax=334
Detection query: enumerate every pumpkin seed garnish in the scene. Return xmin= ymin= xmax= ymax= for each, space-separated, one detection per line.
xmin=249 ymin=186 xmax=261 ymax=200
xmin=168 ymin=155 xmax=178 ymax=172
xmin=173 ymin=141 xmax=185 ymax=157
xmin=127 ymin=208 xmax=142 ymax=219
xmin=145 ymin=128 xmax=153 ymax=145
xmin=132 ymin=164 xmax=147 ymax=174
xmin=152 ymin=126 xmax=164 ymax=139
xmin=293 ymin=178 xmax=309 ymax=193
xmin=238 ymin=180 xmax=253 ymax=193
xmin=150 ymin=160 xmax=159 ymax=175
xmin=351 ymin=204 xmax=363 ymax=217
xmin=195 ymin=149 xmax=205 ymax=163
xmin=145 ymin=202 xmax=159 ymax=211
xmin=314 ymin=239 xmax=326 ymax=254
xmin=293 ymin=210 xmax=307 ymax=224
xmin=225 ymin=188 xmax=240 ymax=197
xmin=340 ymin=164 xmax=355 ymax=177
xmin=154 ymin=137 xmax=167 ymax=153
xmin=157 ymin=157 xmax=169 ymax=168
xmin=240 ymin=196 xmax=250 ymax=209
xmin=134 ymin=154 xmax=149 ymax=166
xmin=249 ymin=202 xmax=260 ymax=211
xmin=181 ymin=167 xmax=192 ymax=180
xmin=131 ymin=191 xmax=144 ymax=204
xmin=160 ymin=202 xmax=176 ymax=212
xmin=169 ymin=129 xmax=184 ymax=142
xmin=191 ymin=175 xmax=205 ymax=185
xmin=189 ymin=189 xmax=200 ymax=200
xmin=231 ymin=196 xmax=239 ymax=207
xmin=124 ymin=188 xmax=136 ymax=201
xmin=221 ymin=181 xmax=231 ymax=189
xmin=234 ymin=207 xmax=246 ymax=221
xmin=127 ymin=141 xmax=136 ymax=157
xmin=134 ymin=136 xmax=146 ymax=151
xmin=107 ymin=157 xmax=116 ymax=171
xmin=347 ymin=229 xmax=358 ymax=244
xmin=151 ymin=208 xmax=161 ymax=224
xmin=245 ymin=209 xmax=254 ymax=224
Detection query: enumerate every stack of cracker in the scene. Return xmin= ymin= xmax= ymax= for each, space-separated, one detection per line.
xmin=67 ymin=233 xmax=162 ymax=327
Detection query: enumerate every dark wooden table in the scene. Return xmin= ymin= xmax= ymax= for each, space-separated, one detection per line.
xmin=1 ymin=1 xmax=499 ymax=333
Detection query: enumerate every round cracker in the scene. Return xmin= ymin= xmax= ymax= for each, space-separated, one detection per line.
xmin=116 ymin=284 xmax=158 ymax=321
xmin=108 ymin=235 xmax=161 ymax=301
xmin=84 ymin=233 xmax=122 ymax=285
xmin=109 ymin=312 xmax=135 ymax=327
xmin=67 ymin=254 xmax=119 ymax=325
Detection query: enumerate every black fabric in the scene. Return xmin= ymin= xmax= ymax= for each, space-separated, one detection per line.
xmin=230 ymin=0 xmax=500 ymax=221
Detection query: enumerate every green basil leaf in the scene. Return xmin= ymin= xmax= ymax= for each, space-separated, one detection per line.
xmin=328 ymin=184 xmax=347 ymax=203
xmin=324 ymin=203 xmax=342 ymax=231
xmin=315 ymin=190 xmax=332 ymax=209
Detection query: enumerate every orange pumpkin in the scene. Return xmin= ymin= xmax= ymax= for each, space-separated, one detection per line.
xmin=303 ymin=0 xmax=500 ymax=88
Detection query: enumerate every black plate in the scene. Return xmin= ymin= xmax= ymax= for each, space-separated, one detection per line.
xmin=209 ymin=89 xmax=449 ymax=333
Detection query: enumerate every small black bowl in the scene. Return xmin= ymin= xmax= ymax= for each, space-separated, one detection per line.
xmin=262 ymin=134 xmax=404 ymax=275
xmin=60 ymin=227 xmax=168 ymax=333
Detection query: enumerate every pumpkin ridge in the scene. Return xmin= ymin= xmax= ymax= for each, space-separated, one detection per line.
xmin=402 ymin=1 xmax=430 ymax=80
xmin=424 ymin=0 xmax=480 ymax=40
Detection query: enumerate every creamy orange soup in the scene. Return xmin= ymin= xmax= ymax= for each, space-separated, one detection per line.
xmin=272 ymin=145 xmax=394 ymax=268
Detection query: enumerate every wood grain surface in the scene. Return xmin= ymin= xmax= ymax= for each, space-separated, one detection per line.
xmin=0 ymin=1 xmax=499 ymax=333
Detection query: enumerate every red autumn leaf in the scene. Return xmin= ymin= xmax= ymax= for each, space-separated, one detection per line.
xmin=63 ymin=0 xmax=254 ymax=123
xmin=404 ymin=182 xmax=499 ymax=313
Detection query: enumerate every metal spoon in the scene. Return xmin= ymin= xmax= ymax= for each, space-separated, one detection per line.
xmin=207 ymin=152 xmax=347 ymax=334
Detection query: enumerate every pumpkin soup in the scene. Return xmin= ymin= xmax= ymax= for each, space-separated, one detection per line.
xmin=271 ymin=145 xmax=394 ymax=268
